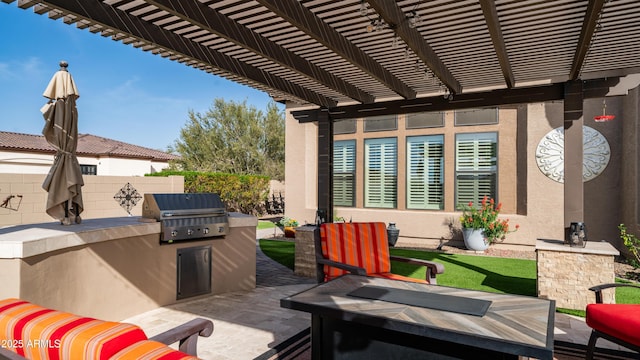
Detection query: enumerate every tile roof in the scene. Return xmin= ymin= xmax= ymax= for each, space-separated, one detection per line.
xmin=0 ymin=131 xmax=179 ymax=162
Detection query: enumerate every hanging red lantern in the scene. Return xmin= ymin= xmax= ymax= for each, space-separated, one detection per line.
xmin=594 ymin=99 xmax=615 ymax=122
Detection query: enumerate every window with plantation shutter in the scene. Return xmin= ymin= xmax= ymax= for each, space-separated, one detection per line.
xmin=333 ymin=140 xmax=356 ymax=207
xmin=407 ymin=135 xmax=444 ymax=210
xmin=455 ymin=132 xmax=497 ymax=207
xmin=365 ymin=138 xmax=397 ymax=208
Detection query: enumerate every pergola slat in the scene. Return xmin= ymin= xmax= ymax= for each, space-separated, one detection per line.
xmin=366 ymin=0 xmax=461 ymax=95
xmin=256 ymin=0 xmax=417 ymax=100
xmin=4 ymin=0 xmax=640 ymax=109
xmin=145 ymin=0 xmax=375 ymax=104
xmin=32 ymin=0 xmax=338 ymax=107
xmin=569 ymin=0 xmax=606 ymax=79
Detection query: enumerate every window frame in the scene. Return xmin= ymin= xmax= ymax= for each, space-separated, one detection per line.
xmin=454 ymin=132 xmax=498 ymax=208
xmin=454 ymin=108 xmax=499 ymax=126
xmin=405 ymin=111 xmax=445 ymax=129
xmin=333 ymin=119 xmax=357 ymax=134
xmin=406 ymin=134 xmax=445 ymax=210
xmin=80 ymin=164 xmax=97 ymax=176
xmin=364 ymin=114 xmax=397 ymax=132
xmin=333 ymin=140 xmax=356 ymax=207
xmin=364 ymin=137 xmax=398 ymax=209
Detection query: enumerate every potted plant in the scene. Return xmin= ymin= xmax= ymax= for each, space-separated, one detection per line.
xmin=278 ymin=217 xmax=299 ymax=238
xmin=459 ymin=196 xmax=519 ymax=251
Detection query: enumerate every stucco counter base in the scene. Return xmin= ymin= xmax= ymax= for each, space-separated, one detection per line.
xmin=0 ymin=214 xmax=257 ymax=321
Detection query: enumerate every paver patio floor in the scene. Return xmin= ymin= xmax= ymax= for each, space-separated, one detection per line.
xmin=123 ymin=228 xmax=625 ymax=359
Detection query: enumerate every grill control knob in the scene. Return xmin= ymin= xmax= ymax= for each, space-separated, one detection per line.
xmin=171 ymin=230 xmax=178 ymax=237
xmin=187 ymin=229 xmax=194 ymax=236
xmin=203 ymin=228 xmax=210 ymax=235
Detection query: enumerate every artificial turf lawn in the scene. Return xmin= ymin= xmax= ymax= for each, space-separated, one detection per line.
xmin=259 ymin=239 xmax=535 ymax=295
xmin=258 ymin=239 xmax=640 ymax=316
xmin=257 ymin=220 xmax=277 ymax=230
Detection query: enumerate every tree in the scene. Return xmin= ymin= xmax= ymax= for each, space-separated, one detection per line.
xmin=170 ymin=98 xmax=285 ymax=180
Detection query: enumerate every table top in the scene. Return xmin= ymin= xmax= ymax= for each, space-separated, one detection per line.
xmin=281 ymin=275 xmax=555 ymax=359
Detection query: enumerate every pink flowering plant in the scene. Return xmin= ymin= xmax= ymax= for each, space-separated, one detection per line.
xmin=459 ymin=196 xmax=519 ymax=243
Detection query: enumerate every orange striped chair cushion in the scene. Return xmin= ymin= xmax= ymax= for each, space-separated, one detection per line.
xmin=0 ymin=298 xmax=147 ymax=360
xmin=372 ymin=272 xmax=428 ymax=284
xmin=111 ymin=340 xmax=197 ymax=360
xmin=320 ymin=222 xmax=391 ymax=281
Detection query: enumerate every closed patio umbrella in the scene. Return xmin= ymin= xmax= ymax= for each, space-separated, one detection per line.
xmin=41 ymin=61 xmax=84 ymax=225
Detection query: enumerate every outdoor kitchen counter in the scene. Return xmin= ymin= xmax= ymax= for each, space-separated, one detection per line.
xmin=0 ymin=217 xmax=158 ymax=259
xmin=0 ymin=213 xmax=257 ymax=321
xmin=0 ymin=213 xmax=256 ymax=258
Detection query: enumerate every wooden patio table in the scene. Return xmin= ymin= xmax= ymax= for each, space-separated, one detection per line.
xmin=281 ymin=275 xmax=555 ymax=359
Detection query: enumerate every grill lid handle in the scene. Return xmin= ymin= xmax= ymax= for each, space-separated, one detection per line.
xmin=160 ymin=208 xmax=226 ymax=218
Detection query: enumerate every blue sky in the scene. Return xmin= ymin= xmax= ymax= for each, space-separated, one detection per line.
xmin=0 ymin=4 xmax=281 ymax=151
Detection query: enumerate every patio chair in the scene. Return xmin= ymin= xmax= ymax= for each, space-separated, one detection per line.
xmin=585 ymin=283 xmax=640 ymax=359
xmin=315 ymin=222 xmax=444 ymax=284
xmin=0 ymin=298 xmax=213 ymax=360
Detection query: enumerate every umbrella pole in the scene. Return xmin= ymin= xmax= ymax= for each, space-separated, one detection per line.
xmin=73 ymin=200 xmax=81 ymax=224
xmin=62 ymin=199 xmax=72 ymax=225
xmin=62 ymin=198 xmax=82 ymax=225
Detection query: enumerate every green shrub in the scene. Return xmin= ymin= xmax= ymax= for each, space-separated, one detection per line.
xmin=278 ymin=217 xmax=299 ymax=227
xmin=148 ymin=170 xmax=270 ymax=215
xmin=619 ymin=224 xmax=640 ymax=268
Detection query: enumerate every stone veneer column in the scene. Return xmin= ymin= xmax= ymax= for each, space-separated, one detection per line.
xmin=294 ymin=225 xmax=318 ymax=278
xmin=536 ymin=239 xmax=619 ymax=310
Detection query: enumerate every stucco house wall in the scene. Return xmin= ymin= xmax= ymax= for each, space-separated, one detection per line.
xmin=0 ymin=151 xmax=172 ymax=177
xmin=89 ymin=157 xmax=163 ymax=177
xmin=284 ymin=92 xmax=632 ymax=253
xmin=0 ymin=151 xmax=53 ymax=174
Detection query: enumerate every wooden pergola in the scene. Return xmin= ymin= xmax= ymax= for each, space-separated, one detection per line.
xmin=5 ymin=0 xmax=640 ymax=237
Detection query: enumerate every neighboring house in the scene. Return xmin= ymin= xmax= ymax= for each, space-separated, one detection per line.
xmin=284 ymin=90 xmax=637 ymax=253
xmin=0 ymin=131 xmax=179 ymax=176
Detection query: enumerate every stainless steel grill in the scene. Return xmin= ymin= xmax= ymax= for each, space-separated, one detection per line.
xmin=142 ymin=193 xmax=228 ymax=243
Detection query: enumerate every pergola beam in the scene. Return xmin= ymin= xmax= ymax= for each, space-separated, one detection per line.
xmin=145 ymin=0 xmax=374 ymax=104
xmin=29 ymin=0 xmax=337 ymax=107
xmin=293 ymin=77 xmax=619 ymax=122
xmin=366 ymin=0 xmax=461 ymax=95
xmin=563 ymin=81 xmax=584 ymax=240
xmin=569 ymin=0 xmax=606 ymax=80
xmin=295 ymin=84 xmax=563 ymax=122
xmin=479 ymin=0 xmax=514 ymax=88
xmin=256 ymin=0 xmax=416 ymax=100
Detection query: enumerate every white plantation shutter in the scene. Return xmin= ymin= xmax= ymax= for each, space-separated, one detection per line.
xmin=407 ymin=135 xmax=444 ymax=209
xmin=455 ymin=132 xmax=497 ymax=206
xmin=333 ymin=140 xmax=355 ymax=207
xmin=365 ymin=138 xmax=397 ymax=208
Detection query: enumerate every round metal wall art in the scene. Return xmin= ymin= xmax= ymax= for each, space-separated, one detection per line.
xmin=535 ymin=126 xmax=610 ymax=183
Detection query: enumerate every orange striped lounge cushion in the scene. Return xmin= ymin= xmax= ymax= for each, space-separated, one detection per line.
xmin=111 ymin=340 xmax=198 ymax=360
xmin=0 ymin=298 xmax=147 ymax=360
xmin=320 ymin=222 xmax=391 ymax=281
